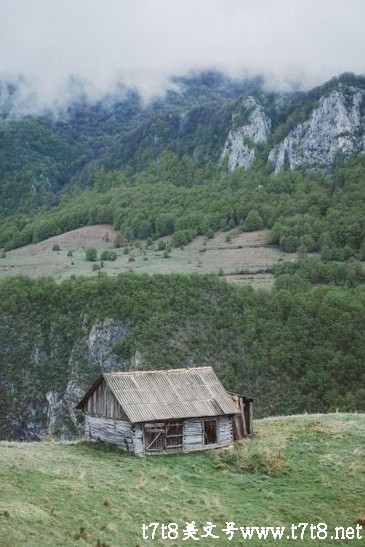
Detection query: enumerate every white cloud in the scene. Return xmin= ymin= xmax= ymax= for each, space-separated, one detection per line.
xmin=1 ymin=0 xmax=365 ymax=110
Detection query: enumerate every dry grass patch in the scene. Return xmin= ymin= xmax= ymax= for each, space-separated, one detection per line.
xmin=0 ymin=226 xmax=294 ymax=286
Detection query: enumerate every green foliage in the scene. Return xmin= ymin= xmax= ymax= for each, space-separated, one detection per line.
xmin=243 ymin=209 xmax=264 ymax=231
xmin=157 ymin=240 xmax=166 ymax=251
xmin=100 ymin=250 xmax=117 ymax=261
xmin=0 ymin=273 xmax=364 ymax=440
xmin=171 ymin=229 xmax=194 ymax=247
xmin=0 ymin=119 xmax=80 ymax=216
xmin=113 ymin=232 xmax=125 ymax=248
xmin=273 ymin=257 xmax=365 ymax=287
xmin=85 ymin=248 xmax=98 ymax=262
xmin=2 ymin=153 xmax=364 ymax=268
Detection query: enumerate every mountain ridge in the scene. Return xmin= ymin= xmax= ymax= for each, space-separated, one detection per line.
xmin=1 ymin=71 xmax=365 ymax=219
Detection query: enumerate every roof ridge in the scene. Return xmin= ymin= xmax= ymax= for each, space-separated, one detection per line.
xmin=103 ymin=366 xmax=213 ymax=376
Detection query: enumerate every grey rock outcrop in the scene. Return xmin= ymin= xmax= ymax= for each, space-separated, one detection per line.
xmin=0 ymin=316 xmax=130 ymax=441
xmin=86 ymin=317 xmax=129 ymax=371
xmin=269 ymin=89 xmax=365 ymax=173
xmin=222 ymin=96 xmax=271 ymax=170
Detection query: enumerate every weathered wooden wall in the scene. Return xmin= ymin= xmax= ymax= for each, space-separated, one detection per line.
xmin=85 ymin=415 xmax=133 ymax=451
xmin=84 ymin=412 xmax=235 ymax=456
xmin=183 ymin=416 xmax=233 ymax=452
xmin=85 ymin=380 xmax=128 ymax=420
xmin=183 ymin=419 xmax=204 ymax=452
xmin=217 ymin=416 xmax=234 ymax=446
xmin=230 ymin=395 xmax=254 ymax=440
xmin=133 ymin=424 xmax=144 ymax=457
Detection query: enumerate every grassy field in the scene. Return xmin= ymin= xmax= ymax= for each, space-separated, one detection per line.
xmin=0 ymin=414 xmax=364 ymax=546
xmin=0 ymin=225 xmax=294 ymax=286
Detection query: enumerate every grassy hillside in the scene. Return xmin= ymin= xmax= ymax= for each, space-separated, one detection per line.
xmin=0 ymin=225 xmax=292 ymax=286
xmin=0 ymin=414 xmax=364 ymax=546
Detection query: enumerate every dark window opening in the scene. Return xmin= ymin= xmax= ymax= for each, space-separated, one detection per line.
xmin=166 ymin=421 xmax=183 ymax=450
xmin=204 ymin=420 xmax=217 ymax=445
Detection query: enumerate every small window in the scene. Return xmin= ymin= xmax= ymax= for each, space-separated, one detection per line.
xmin=204 ymin=420 xmax=217 ymax=445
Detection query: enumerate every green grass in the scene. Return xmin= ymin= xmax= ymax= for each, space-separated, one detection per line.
xmin=0 ymin=414 xmax=364 ymax=546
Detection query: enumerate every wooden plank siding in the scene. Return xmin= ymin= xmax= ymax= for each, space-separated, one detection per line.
xmin=182 ymin=417 xmax=234 ymax=453
xmin=84 ymin=414 xmax=234 ymax=456
xmin=85 ymin=379 xmax=128 ymax=421
xmin=133 ymin=424 xmax=144 ymax=457
xmin=217 ymin=416 xmax=234 ymax=446
xmin=85 ymin=415 xmax=133 ymax=451
xmin=183 ymin=419 xmax=204 ymax=452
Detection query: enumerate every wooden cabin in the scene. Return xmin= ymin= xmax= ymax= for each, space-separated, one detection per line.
xmin=76 ymin=367 xmax=253 ymax=456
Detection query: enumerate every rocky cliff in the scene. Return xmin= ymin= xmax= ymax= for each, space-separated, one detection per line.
xmin=222 ymin=82 xmax=365 ymax=173
xmin=268 ymin=88 xmax=365 ymax=172
xmin=1 ymin=315 xmax=129 ymax=441
xmin=221 ymin=96 xmax=271 ymax=170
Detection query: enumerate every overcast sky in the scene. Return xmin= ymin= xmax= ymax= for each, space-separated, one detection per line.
xmin=1 ymin=0 xmax=365 ymax=109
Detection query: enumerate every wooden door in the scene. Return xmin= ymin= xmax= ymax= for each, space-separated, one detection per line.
xmin=144 ymin=428 xmax=165 ymax=453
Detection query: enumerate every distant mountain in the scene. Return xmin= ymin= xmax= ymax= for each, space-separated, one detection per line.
xmin=0 ymin=71 xmax=364 ymax=218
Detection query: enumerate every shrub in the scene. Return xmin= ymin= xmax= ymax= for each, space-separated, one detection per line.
xmin=172 ymin=229 xmax=194 ymax=248
xmin=85 ymin=247 xmax=98 ymax=261
xmin=280 ymin=235 xmax=299 ymax=252
xmin=113 ymin=232 xmax=125 ymax=248
xmin=52 ymin=244 xmax=61 ymax=251
xmin=100 ymin=250 xmax=117 ymax=261
xmin=157 ymin=240 xmax=166 ymax=251
xmin=243 ymin=210 xmax=264 ymax=231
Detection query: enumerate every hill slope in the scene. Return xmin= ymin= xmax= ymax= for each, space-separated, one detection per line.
xmin=0 ymin=225 xmax=291 ymax=286
xmin=0 ymin=414 xmax=364 ymax=546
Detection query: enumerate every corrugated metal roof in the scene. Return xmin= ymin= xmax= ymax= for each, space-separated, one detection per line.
xmin=78 ymin=367 xmax=240 ymax=423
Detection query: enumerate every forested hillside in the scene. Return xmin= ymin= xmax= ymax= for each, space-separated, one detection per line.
xmin=1 ymin=273 xmax=364 ymax=440
xmin=0 ymin=72 xmax=365 ymax=263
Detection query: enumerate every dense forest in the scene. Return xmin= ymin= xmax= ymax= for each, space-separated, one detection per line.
xmin=0 ymin=272 xmax=364 ymax=440
xmin=1 ymin=153 xmax=365 ymax=267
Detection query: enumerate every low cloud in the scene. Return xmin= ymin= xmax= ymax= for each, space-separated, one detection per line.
xmin=1 ymin=0 xmax=365 ymax=114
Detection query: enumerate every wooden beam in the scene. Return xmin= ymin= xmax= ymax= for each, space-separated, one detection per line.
xmin=239 ymin=398 xmax=247 ymax=437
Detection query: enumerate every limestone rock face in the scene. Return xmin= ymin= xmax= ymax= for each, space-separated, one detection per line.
xmin=269 ymin=89 xmax=365 ymax=173
xmin=222 ymin=96 xmax=271 ymax=170
xmin=86 ymin=318 xmax=129 ymax=372
xmin=0 ymin=317 xmax=130 ymax=441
